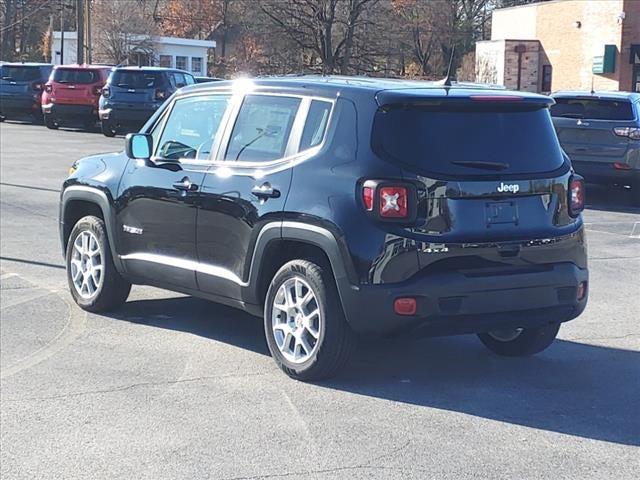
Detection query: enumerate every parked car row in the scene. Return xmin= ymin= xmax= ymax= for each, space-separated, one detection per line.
xmin=0 ymin=62 xmax=221 ymax=137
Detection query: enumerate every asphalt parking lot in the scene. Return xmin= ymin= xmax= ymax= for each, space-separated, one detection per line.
xmin=1 ymin=121 xmax=639 ymax=479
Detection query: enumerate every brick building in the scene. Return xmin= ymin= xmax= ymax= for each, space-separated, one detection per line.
xmin=475 ymin=0 xmax=640 ymax=93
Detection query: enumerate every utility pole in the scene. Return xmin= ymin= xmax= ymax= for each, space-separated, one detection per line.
xmin=76 ymin=0 xmax=84 ymax=64
xmin=59 ymin=0 xmax=65 ymax=64
xmin=86 ymin=0 xmax=92 ymax=64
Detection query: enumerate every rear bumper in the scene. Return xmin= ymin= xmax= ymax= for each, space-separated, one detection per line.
xmin=341 ymin=262 xmax=587 ymax=335
xmin=43 ymin=103 xmax=96 ymax=120
xmin=572 ymin=160 xmax=640 ymax=188
xmin=0 ymin=94 xmax=40 ymax=115
xmin=99 ymin=105 xmax=158 ymax=126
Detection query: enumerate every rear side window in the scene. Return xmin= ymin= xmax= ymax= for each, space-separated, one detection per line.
xmin=550 ymin=98 xmax=634 ymax=120
xmin=225 ymin=95 xmax=301 ymax=162
xmin=155 ymin=95 xmax=230 ymax=161
xmin=300 ymin=100 xmax=332 ymax=150
xmin=372 ymin=105 xmax=565 ymax=176
xmin=53 ymin=68 xmax=98 ymax=84
xmin=111 ymin=70 xmax=159 ymax=89
xmin=0 ymin=66 xmax=41 ymax=81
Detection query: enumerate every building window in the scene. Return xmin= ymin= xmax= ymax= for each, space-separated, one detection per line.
xmin=159 ymin=55 xmax=172 ymax=68
xmin=191 ymin=57 xmax=203 ymax=74
xmin=175 ymin=56 xmax=188 ymax=71
xmin=542 ymin=65 xmax=552 ymax=92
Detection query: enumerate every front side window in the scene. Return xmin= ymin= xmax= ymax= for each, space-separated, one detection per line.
xmin=299 ymin=100 xmax=332 ymax=150
xmin=175 ymin=56 xmax=188 ymax=71
xmin=155 ymin=95 xmax=231 ymax=161
xmin=225 ymin=95 xmax=301 ymax=162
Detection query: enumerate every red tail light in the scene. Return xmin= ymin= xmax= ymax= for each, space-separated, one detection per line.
xmin=394 ymin=297 xmax=417 ymax=316
xmin=44 ymin=84 xmax=52 ymax=93
xmin=568 ymin=175 xmax=585 ymax=217
xmin=613 ymin=162 xmax=632 ymax=170
xmin=101 ymin=86 xmax=110 ymax=98
xmin=613 ymin=127 xmax=640 ymax=140
xmin=379 ymin=186 xmax=408 ymax=218
xmin=155 ymin=89 xmax=168 ymax=101
xmin=360 ymin=180 xmax=415 ymax=221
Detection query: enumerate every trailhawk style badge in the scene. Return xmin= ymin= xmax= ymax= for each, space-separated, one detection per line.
xmin=497 ymin=182 xmax=520 ymax=193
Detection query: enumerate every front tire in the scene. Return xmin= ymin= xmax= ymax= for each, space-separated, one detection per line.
xmin=101 ymin=119 xmax=117 ymax=137
xmin=66 ymin=215 xmax=131 ymax=312
xmin=478 ymin=323 xmax=560 ymax=357
xmin=264 ymin=260 xmax=356 ymax=381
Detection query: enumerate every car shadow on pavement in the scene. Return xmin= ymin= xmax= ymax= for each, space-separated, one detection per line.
xmin=110 ymin=295 xmax=639 ymax=447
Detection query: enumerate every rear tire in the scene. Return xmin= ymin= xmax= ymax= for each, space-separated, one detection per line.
xmin=264 ymin=260 xmax=356 ymax=381
xmin=478 ymin=323 xmax=560 ymax=357
xmin=101 ymin=119 xmax=117 ymax=137
xmin=66 ymin=215 xmax=131 ymax=312
xmin=44 ymin=114 xmax=58 ymax=130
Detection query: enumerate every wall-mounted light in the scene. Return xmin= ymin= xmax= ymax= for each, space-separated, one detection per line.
xmin=573 ymin=21 xmax=582 ymax=29
xmin=616 ymin=12 xmax=626 ymax=25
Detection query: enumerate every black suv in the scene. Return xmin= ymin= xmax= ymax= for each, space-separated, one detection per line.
xmin=60 ymin=77 xmax=588 ymax=380
xmin=98 ymin=66 xmax=195 ymax=137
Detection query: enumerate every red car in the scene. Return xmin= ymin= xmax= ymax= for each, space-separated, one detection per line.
xmin=41 ymin=64 xmax=112 ymax=130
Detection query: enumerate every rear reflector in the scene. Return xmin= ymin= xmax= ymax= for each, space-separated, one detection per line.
xmin=576 ymin=282 xmax=587 ymax=301
xmin=394 ymin=298 xmax=417 ymax=316
xmin=379 ymin=186 xmax=408 ymax=218
xmin=613 ymin=162 xmax=632 ymax=170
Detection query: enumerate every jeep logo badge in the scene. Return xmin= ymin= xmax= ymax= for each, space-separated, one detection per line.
xmin=497 ymin=182 xmax=520 ymax=193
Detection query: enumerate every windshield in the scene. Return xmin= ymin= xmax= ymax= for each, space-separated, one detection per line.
xmin=550 ymin=98 xmax=634 ymax=120
xmin=53 ymin=68 xmax=99 ymax=84
xmin=0 ymin=66 xmax=41 ymax=82
xmin=111 ymin=70 xmax=160 ymax=89
xmin=372 ymin=105 xmax=565 ymax=176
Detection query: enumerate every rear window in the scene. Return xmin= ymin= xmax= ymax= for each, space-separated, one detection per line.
xmin=372 ymin=105 xmax=565 ymax=176
xmin=550 ymin=98 xmax=634 ymax=120
xmin=0 ymin=66 xmax=41 ymax=82
xmin=111 ymin=70 xmax=160 ymax=89
xmin=53 ymin=68 xmax=98 ymax=84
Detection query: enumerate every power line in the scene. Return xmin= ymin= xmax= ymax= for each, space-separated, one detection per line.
xmin=0 ymin=0 xmax=57 ymax=34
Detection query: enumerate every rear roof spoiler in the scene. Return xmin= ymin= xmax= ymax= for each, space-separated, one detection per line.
xmin=376 ymin=89 xmax=555 ymax=109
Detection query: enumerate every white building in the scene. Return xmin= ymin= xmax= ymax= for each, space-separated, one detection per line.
xmin=51 ymin=32 xmax=215 ymax=76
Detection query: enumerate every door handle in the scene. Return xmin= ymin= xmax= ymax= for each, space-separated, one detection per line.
xmin=251 ymin=182 xmax=280 ymax=200
xmin=173 ymin=177 xmax=198 ymax=192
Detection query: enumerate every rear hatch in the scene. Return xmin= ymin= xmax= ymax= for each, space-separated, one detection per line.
xmin=551 ymin=96 xmax=637 ymax=165
xmin=50 ymin=68 xmax=101 ymax=105
xmin=372 ymin=91 xmax=578 ymax=250
xmin=108 ymin=70 xmax=162 ymax=104
xmin=0 ymin=65 xmax=43 ymax=95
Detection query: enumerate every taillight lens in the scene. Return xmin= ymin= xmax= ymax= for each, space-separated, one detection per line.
xmin=613 ymin=127 xmax=640 ymax=140
xmin=568 ymin=175 xmax=585 ymax=217
xmin=32 ymin=82 xmax=43 ymax=91
xmin=379 ymin=186 xmax=408 ymax=218
xmin=155 ymin=89 xmax=167 ymax=101
xmin=44 ymin=84 xmax=52 ymax=93
xmin=362 ymin=186 xmax=374 ymax=211
xmin=93 ymin=85 xmax=102 ymax=96
xmin=101 ymin=86 xmax=110 ymax=98
xmin=613 ymin=162 xmax=632 ymax=170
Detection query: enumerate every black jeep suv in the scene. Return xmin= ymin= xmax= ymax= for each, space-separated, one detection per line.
xmin=60 ymin=77 xmax=588 ymax=380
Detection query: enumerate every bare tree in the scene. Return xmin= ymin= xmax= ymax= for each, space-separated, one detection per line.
xmin=92 ymin=0 xmax=157 ymax=65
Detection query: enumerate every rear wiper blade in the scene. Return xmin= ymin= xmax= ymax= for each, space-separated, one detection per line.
xmin=450 ymin=160 xmax=510 ymax=171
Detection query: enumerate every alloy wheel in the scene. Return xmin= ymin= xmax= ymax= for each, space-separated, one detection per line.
xmin=69 ymin=230 xmax=104 ymax=299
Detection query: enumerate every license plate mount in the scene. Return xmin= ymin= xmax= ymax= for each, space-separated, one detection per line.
xmin=485 ymin=201 xmax=519 ymax=227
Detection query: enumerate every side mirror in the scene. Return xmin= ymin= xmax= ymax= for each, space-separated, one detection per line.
xmin=125 ymin=133 xmax=152 ymax=160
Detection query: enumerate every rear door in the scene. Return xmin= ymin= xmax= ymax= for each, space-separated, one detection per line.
xmin=372 ymin=96 xmax=577 ymax=250
xmin=551 ymin=97 xmax=637 ymax=166
xmin=109 ymin=70 xmax=160 ymax=104
xmin=51 ymin=68 xmax=100 ymax=105
xmin=196 ymin=93 xmax=307 ymax=299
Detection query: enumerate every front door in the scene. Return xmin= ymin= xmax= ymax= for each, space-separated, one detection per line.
xmin=116 ymin=93 xmax=231 ymax=289
xmin=196 ymin=93 xmax=314 ymax=300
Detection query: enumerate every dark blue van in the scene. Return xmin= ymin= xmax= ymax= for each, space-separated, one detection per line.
xmin=0 ymin=62 xmax=53 ymax=123
xmin=98 ymin=66 xmax=195 ymax=136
